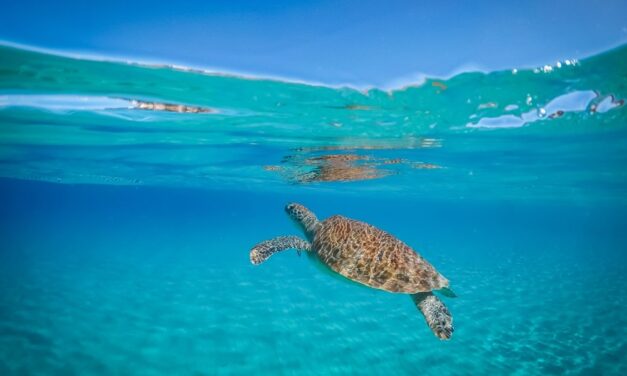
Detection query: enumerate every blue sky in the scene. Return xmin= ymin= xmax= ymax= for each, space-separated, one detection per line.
xmin=2 ymin=0 xmax=626 ymax=86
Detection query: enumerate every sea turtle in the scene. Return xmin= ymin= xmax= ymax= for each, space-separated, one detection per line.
xmin=249 ymin=203 xmax=455 ymax=340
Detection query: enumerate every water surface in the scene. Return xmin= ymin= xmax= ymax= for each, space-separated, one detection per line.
xmin=0 ymin=44 xmax=626 ymax=375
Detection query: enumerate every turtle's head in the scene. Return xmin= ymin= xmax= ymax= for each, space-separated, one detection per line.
xmin=285 ymin=203 xmax=320 ymax=241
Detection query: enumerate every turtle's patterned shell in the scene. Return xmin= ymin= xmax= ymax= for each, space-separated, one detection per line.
xmin=313 ymin=215 xmax=449 ymax=293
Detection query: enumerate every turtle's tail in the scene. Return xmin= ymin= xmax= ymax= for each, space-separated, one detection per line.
xmin=411 ymin=292 xmax=454 ymax=340
xmin=249 ymin=236 xmax=311 ymax=265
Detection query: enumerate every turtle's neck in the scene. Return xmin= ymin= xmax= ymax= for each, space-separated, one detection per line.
xmin=301 ymin=216 xmax=320 ymax=242
xmin=285 ymin=203 xmax=320 ymax=241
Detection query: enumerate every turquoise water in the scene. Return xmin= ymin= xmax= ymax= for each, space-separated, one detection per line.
xmin=0 ymin=44 xmax=626 ymax=375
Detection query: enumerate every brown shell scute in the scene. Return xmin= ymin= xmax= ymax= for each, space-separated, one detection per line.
xmin=313 ymin=216 xmax=448 ymax=293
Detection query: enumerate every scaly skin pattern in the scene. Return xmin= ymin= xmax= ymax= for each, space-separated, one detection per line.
xmin=412 ymin=293 xmax=454 ymax=340
xmin=313 ymin=215 xmax=449 ymax=293
xmin=250 ymin=204 xmax=455 ymax=340
xmin=250 ymin=236 xmax=311 ymax=265
xmin=285 ymin=203 xmax=320 ymax=241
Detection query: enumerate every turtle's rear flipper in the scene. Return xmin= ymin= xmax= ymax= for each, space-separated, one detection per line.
xmin=438 ymin=287 xmax=457 ymax=298
xmin=249 ymin=236 xmax=311 ymax=265
xmin=411 ymin=292 xmax=454 ymax=340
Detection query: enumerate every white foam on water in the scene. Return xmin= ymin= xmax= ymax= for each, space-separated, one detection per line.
xmin=0 ymin=94 xmax=133 ymax=111
xmin=466 ymin=90 xmax=598 ymax=129
xmin=543 ymin=90 xmax=596 ymax=114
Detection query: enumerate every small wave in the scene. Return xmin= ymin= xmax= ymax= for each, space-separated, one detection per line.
xmin=0 ymin=95 xmax=133 ymax=111
xmin=465 ymin=90 xmax=609 ymax=129
xmin=0 ymin=94 xmax=214 ymax=114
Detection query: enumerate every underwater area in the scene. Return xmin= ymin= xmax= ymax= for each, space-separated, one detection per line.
xmin=0 ymin=44 xmax=626 ymax=375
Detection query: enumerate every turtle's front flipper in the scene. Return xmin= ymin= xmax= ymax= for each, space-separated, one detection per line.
xmin=411 ymin=292 xmax=454 ymax=340
xmin=249 ymin=236 xmax=311 ymax=265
